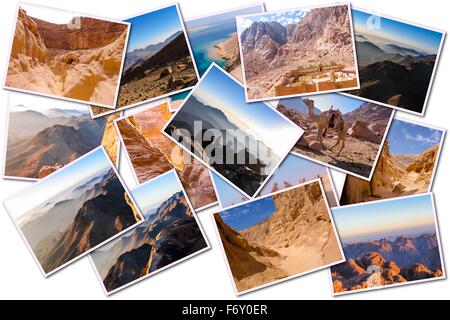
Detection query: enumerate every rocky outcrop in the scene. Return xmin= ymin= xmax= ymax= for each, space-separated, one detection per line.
xmin=38 ymin=163 xmax=63 ymax=178
xmin=38 ymin=169 xmax=139 ymax=273
xmin=116 ymin=118 xmax=173 ymax=181
xmin=100 ymin=192 xmax=207 ymax=292
xmin=6 ymin=8 xmax=128 ymax=106
xmin=406 ymin=144 xmax=439 ymax=174
xmin=343 ymin=102 xmax=392 ymax=134
xmin=34 ymin=16 xmax=127 ymax=50
xmin=347 ymin=121 xmax=382 ymax=144
xmin=101 ymin=115 xmax=120 ymax=165
xmin=331 ymin=234 xmax=443 ymax=293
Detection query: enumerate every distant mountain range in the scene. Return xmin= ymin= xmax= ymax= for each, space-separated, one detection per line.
xmin=353 ymin=35 xmax=438 ymax=113
xmin=92 ymin=191 xmax=207 ymax=292
xmin=5 ymin=109 xmax=106 ymax=178
xmin=332 ymin=233 xmax=443 ymax=292
xmin=22 ymin=168 xmax=140 ymax=274
xmin=165 ymin=94 xmax=271 ymax=196
xmin=124 ymin=31 xmax=182 ymax=71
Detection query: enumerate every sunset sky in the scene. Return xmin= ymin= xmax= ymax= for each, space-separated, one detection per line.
xmin=332 ymin=194 xmax=437 ymax=243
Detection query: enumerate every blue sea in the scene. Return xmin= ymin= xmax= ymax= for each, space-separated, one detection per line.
xmin=187 ymin=22 xmax=237 ymax=76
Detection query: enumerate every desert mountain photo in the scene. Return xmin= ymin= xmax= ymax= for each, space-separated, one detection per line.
xmin=331 ymin=194 xmax=444 ymax=294
xmin=215 ymin=181 xmax=343 ymax=293
xmin=91 ymin=171 xmax=208 ymax=293
xmin=350 ymin=9 xmax=444 ymax=114
xmin=4 ymin=148 xmax=142 ymax=275
xmin=115 ymin=5 xmax=198 ymax=108
xmin=340 ymin=119 xmax=444 ymax=205
xmin=238 ymin=4 xmax=358 ymax=99
xmin=116 ymin=103 xmax=217 ymax=210
xmin=6 ymin=5 xmax=129 ymax=106
xmin=164 ymin=65 xmax=302 ymax=197
xmin=5 ymin=97 xmax=119 ymax=179
xmin=277 ymin=94 xmax=393 ymax=178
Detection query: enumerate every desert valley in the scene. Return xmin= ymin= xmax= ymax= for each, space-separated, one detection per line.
xmin=116 ymin=103 xmax=217 ymax=210
xmin=6 ymin=5 xmax=128 ymax=107
xmin=215 ymin=181 xmax=343 ymax=293
xmin=237 ymin=4 xmax=358 ymax=100
xmin=277 ymin=94 xmax=393 ymax=178
xmin=340 ymin=119 xmax=444 ymax=205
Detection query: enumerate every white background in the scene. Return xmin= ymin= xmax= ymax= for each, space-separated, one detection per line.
xmin=0 ymin=0 xmax=448 ymax=300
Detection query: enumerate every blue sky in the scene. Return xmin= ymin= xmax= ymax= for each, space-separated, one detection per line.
xmin=353 ymin=9 xmax=443 ymax=55
xmin=387 ymin=119 xmax=443 ymax=155
xmin=5 ymin=148 xmax=111 ymax=219
xmin=126 ymin=5 xmax=183 ymax=52
xmin=192 ymin=65 xmax=300 ymax=157
xmin=219 ymin=196 xmax=276 ymax=231
xmin=237 ymin=9 xmax=309 ymax=32
xmin=212 ymin=172 xmax=248 ymax=207
xmin=131 ymin=171 xmax=183 ymax=216
xmin=186 ymin=5 xmax=263 ymax=30
xmin=305 ymin=93 xmax=364 ymax=114
xmin=332 ymin=194 xmax=436 ymax=243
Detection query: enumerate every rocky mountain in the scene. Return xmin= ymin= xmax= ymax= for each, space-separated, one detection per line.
xmin=116 ymin=118 xmax=174 ymax=181
xmin=35 ymin=168 xmax=140 ymax=274
xmin=241 ymin=5 xmax=354 ymax=79
xmin=7 ymin=8 xmax=128 ymax=106
xmin=97 ymin=192 xmax=207 ymax=292
xmin=213 ymin=214 xmax=286 ymax=292
xmin=241 ymin=182 xmax=341 ymax=259
xmin=340 ymin=142 xmax=440 ymax=205
xmin=352 ymin=41 xmax=437 ymax=113
xmin=101 ymin=115 xmax=119 ymax=165
xmin=5 ymin=111 xmax=107 ymax=178
xmin=332 ymin=234 xmax=443 ymax=293
xmin=343 ymin=102 xmax=392 ymax=133
xmin=124 ymin=31 xmax=182 ymax=71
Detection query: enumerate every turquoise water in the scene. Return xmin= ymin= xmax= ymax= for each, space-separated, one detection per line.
xmin=187 ymin=23 xmax=237 ymax=76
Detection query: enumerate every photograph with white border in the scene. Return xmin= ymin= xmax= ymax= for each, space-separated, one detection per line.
xmin=213 ymin=179 xmax=344 ymax=295
xmin=236 ymin=3 xmax=359 ymax=102
xmin=330 ymin=193 xmax=445 ymax=295
xmin=90 ymin=169 xmax=210 ymax=295
xmin=2 ymin=146 xmax=144 ymax=277
xmin=3 ymin=2 xmax=130 ymax=109
xmin=162 ymin=63 xmax=303 ymax=198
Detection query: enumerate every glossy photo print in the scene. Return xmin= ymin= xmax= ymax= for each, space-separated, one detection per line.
xmin=115 ymin=101 xmax=218 ymax=211
xmin=3 ymin=147 xmax=144 ymax=276
xmin=236 ymin=3 xmax=359 ymax=101
xmin=4 ymin=3 xmax=130 ymax=108
xmin=277 ymin=93 xmax=394 ymax=180
xmin=340 ymin=118 xmax=445 ymax=205
xmin=347 ymin=9 xmax=445 ymax=115
xmin=3 ymin=93 xmax=120 ymax=181
xmin=214 ymin=180 xmax=344 ymax=295
xmin=162 ymin=64 xmax=303 ymax=198
xmin=331 ymin=194 xmax=445 ymax=295
xmin=90 ymin=169 xmax=209 ymax=295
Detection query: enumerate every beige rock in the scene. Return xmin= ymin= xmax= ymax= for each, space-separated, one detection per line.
xmin=347 ymin=121 xmax=382 ymax=144
xmin=308 ymin=140 xmax=323 ymax=152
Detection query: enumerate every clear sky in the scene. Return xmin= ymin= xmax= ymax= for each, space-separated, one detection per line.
xmin=353 ymin=9 xmax=443 ymax=55
xmin=212 ymin=172 xmax=248 ymax=207
xmin=5 ymin=148 xmax=111 ymax=219
xmin=192 ymin=65 xmax=301 ymax=158
xmin=332 ymin=194 xmax=436 ymax=243
xmin=20 ymin=3 xmax=78 ymax=25
xmin=187 ymin=5 xmax=263 ymax=30
xmin=387 ymin=119 xmax=443 ymax=155
xmin=237 ymin=9 xmax=309 ymax=32
xmin=9 ymin=92 xmax=88 ymax=113
xmin=130 ymin=170 xmax=183 ymax=216
xmin=219 ymin=196 xmax=276 ymax=231
xmin=306 ymin=93 xmax=364 ymax=114
xmin=126 ymin=5 xmax=183 ymax=52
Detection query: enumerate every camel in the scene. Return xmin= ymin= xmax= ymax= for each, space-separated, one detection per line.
xmin=305 ymin=98 xmax=346 ymax=156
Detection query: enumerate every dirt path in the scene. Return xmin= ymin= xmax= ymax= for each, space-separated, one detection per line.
xmin=276 ymin=245 xmax=325 ymax=275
